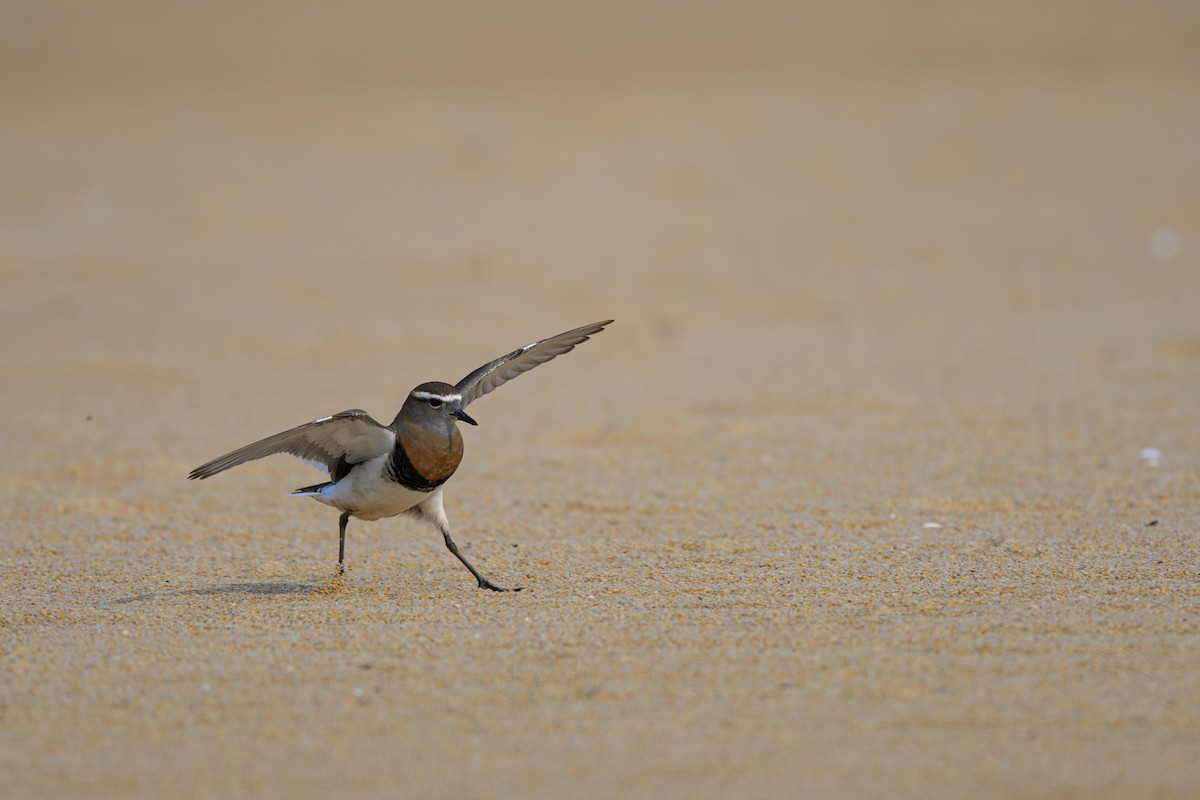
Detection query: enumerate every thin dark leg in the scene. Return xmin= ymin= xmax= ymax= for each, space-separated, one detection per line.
xmin=439 ymin=525 xmax=521 ymax=592
xmin=338 ymin=512 xmax=350 ymax=574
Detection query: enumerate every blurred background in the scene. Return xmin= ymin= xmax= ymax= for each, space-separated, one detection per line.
xmin=4 ymin=1 xmax=1198 ymax=475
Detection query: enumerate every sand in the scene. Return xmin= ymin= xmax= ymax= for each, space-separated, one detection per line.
xmin=2 ymin=2 xmax=1199 ymax=797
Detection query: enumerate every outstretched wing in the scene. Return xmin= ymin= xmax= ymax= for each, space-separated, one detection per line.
xmin=187 ymin=409 xmax=395 ymax=480
xmin=455 ymin=320 xmax=613 ymax=408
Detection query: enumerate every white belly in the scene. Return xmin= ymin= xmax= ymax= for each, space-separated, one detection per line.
xmin=309 ymin=455 xmax=436 ymax=521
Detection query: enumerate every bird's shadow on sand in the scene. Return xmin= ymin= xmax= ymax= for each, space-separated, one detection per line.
xmin=112 ymin=577 xmax=343 ymax=605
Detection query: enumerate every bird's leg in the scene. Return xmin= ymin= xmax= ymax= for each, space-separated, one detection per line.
xmin=338 ymin=511 xmax=350 ymax=574
xmin=438 ymin=521 xmax=521 ymax=592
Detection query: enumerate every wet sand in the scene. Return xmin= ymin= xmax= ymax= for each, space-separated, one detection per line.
xmin=2 ymin=2 xmax=1199 ymax=797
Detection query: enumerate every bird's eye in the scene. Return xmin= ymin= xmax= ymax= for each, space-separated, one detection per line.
xmin=427 ymin=398 xmax=443 ymax=408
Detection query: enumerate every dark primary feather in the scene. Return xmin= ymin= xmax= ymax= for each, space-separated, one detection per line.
xmin=455 ymin=320 xmax=613 ymax=408
xmin=187 ymin=409 xmax=395 ymax=480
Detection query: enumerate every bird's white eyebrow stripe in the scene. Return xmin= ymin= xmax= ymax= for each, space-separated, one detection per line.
xmin=411 ymin=391 xmax=462 ymax=402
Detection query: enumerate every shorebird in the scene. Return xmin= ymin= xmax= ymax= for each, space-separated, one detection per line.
xmin=188 ymin=320 xmax=612 ymax=591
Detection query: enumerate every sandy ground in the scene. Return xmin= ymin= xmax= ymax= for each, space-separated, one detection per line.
xmin=2 ymin=2 xmax=1199 ymax=797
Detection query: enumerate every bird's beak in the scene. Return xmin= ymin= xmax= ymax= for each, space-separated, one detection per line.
xmin=453 ymin=408 xmax=478 ymax=426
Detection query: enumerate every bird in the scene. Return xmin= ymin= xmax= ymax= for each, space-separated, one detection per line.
xmin=188 ymin=320 xmax=612 ymax=592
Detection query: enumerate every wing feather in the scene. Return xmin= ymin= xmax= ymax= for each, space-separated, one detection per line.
xmin=187 ymin=409 xmax=395 ymax=480
xmin=455 ymin=320 xmax=612 ymax=408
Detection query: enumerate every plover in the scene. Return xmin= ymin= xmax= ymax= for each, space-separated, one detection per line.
xmin=188 ymin=320 xmax=612 ymax=591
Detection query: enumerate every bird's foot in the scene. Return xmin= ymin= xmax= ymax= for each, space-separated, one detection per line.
xmin=478 ymin=577 xmax=522 ymax=592
xmin=318 ymin=571 xmax=348 ymax=595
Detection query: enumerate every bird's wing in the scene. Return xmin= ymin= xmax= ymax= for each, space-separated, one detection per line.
xmin=454 ymin=320 xmax=613 ymax=408
xmin=188 ymin=409 xmax=396 ymax=480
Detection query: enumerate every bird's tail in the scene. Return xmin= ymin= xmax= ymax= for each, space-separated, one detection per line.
xmin=290 ymin=481 xmax=333 ymax=496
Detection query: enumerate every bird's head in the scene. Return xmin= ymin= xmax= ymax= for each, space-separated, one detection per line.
xmin=400 ymin=381 xmax=477 ymax=428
